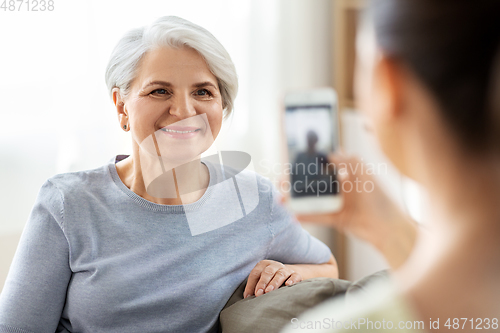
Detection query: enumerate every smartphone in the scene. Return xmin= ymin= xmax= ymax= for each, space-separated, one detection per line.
xmin=283 ymin=88 xmax=343 ymax=213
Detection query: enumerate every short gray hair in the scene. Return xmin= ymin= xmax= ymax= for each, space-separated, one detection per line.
xmin=105 ymin=16 xmax=238 ymax=119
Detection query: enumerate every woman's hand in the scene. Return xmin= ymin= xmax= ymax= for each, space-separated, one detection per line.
xmin=294 ymin=153 xmax=419 ymax=269
xmin=243 ymin=260 xmax=302 ymax=298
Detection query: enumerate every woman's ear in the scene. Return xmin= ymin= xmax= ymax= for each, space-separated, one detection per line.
xmin=112 ymin=88 xmax=129 ymax=131
xmin=372 ymin=53 xmax=404 ymax=124
xmin=367 ymin=52 xmax=410 ymax=174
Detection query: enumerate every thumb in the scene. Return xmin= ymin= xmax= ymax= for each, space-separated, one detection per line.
xmin=327 ymin=153 xmax=353 ymax=193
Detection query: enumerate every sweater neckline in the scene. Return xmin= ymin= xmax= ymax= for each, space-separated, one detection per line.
xmin=107 ymin=154 xmax=218 ymax=213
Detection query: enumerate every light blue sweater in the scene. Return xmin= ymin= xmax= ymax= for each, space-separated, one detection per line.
xmin=0 ymin=155 xmax=332 ymax=333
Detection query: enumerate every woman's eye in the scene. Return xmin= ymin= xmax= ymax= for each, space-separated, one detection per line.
xmin=196 ymin=89 xmax=211 ymax=97
xmin=151 ymin=89 xmax=167 ymax=95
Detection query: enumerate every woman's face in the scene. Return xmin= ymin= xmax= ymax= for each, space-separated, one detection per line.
xmin=121 ymin=46 xmax=223 ymax=164
xmin=354 ymin=22 xmax=407 ymax=174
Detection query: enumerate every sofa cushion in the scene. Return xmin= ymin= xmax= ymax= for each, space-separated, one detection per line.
xmin=219 ymin=277 xmax=351 ymax=333
xmin=345 ymin=270 xmax=390 ymax=305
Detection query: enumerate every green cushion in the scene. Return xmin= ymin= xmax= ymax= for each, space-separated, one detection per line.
xmin=219 ymin=277 xmax=351 ymax=333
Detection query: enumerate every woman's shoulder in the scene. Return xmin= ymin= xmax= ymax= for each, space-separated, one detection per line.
xmin=28 ymin=161 xmax=114 ymax=230
xmin=44 ymin=162 xmax=111 ymax=198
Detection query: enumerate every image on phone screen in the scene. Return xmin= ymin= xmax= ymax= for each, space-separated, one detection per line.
xmin=285 ymin=105 xmax=339 ymax=198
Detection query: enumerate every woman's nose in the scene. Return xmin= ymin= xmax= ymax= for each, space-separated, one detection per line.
xmin=169 ymin=95 xmax=197 ymax=119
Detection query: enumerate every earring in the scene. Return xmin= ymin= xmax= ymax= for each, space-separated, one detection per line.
xmin=123 ymin=125 xmax=127 ymax=130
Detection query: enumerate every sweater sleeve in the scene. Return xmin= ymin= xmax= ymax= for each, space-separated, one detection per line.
xmin=0 ymin=180 xmax=72 ymax=333
xmin=265 ymin=181 xmax=332 ymax=265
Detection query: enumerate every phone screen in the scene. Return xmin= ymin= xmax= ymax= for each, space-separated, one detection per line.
xmin=285 ymin=105 xmax=339 ymax=198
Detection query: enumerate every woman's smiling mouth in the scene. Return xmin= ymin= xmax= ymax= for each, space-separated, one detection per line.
xmin=160 ymin=126 xmax=202 ymax=139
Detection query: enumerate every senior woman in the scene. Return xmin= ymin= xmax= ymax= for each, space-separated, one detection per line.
xmin=0 ymin=16 xmax=337 ymax=333
xmin=283 ymin=0 xmax=500 ymax=332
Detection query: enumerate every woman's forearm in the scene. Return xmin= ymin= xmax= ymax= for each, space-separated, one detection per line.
xmin=371 ymin=214 xmax=419 ymax=270
xmin=285 ymin=254 xmax=339 ymax=280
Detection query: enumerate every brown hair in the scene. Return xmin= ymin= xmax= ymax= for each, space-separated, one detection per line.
xmin=370 ymin=0 xmax=500 ymax=152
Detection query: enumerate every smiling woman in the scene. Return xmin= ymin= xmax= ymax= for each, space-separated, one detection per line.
xmin=113 ymin=46 xmax=223 ymax=205
xmin=0 ymin=16 xmax=337 ymax=333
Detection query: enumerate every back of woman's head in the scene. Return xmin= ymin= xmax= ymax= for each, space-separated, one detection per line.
xmin=370 ymin=0 xmax=500 ymax=153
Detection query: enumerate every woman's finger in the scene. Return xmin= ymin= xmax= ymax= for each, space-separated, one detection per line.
xmin=264 ymin=267 xmax=290 ymax=293
xmin=254 ymin=263 xmax=283 ymax=297
xmin=243 ymin=268 xmax=261 ymax=298
xmin=285 ymin=272 xmax=302 ymax=286
xmin=243 ymin=260 xmax=271 ymax=298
